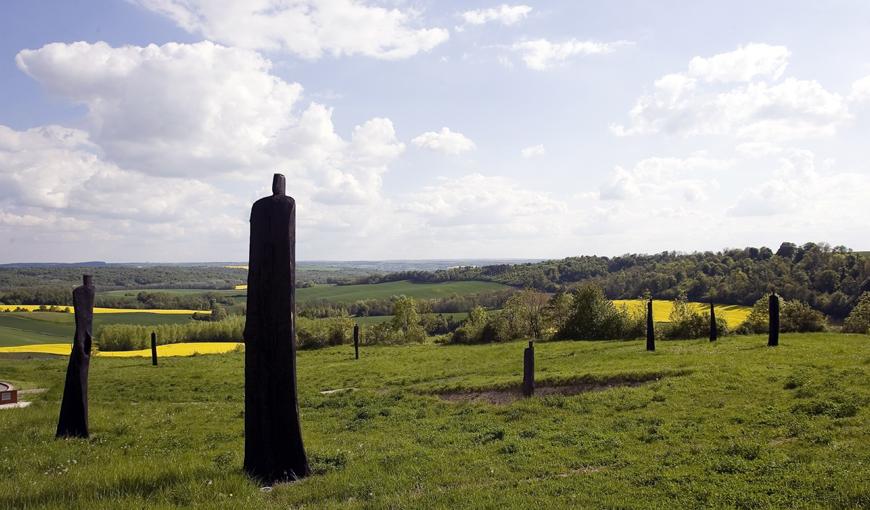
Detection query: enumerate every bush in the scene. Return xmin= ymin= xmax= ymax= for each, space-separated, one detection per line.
xmin=97 ymin=316 xmax=245 ymax=351
xmin=297 ymin=316 xmax=354 ymax=349
xmin=449 ymin=307 xmax=489 ymax=344
xmin=556 ymin=284 xmax=644 ymax=340
xmin=781 ymin=300 xmax=826 ymax=332
xmin=663 ymin=295 xmax=729 ymax=339
xmin=843 ymin=292 xmax=870 ymax=334
xmin=98 ymin=315 xmax=356 ymax=351
xmin=736 ymin=296 xmax=826 ymax=334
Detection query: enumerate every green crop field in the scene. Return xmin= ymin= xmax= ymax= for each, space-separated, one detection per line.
xmin=0 ymin=334 xmax=866 ymax=508
xmin=0 ymin=312 xmax=197 ymax=347
xmin=97 ymin=280 xmax=509 ymax=307
xmin=100 ymin=289 xmax=244 ymax=298
xmin=295 ymin=280 xmax=511 ymax=304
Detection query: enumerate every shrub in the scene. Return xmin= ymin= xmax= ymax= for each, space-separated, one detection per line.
xmin=96 ymin=316 xmax=245 ymax=351
xmin=662 ymin=295 xmax=729 ymax=339
xmin=98 ymin=315 xmax=356 ymax=351
xmin=737 ymin=296 xmax=826 ymax=334
xmin=297 ymin=316 xmax=354 ymax=349
xmin=781 ymin=300 xmax=826 ymax=332
xmin=556 ymin=284 xmax=644 ymax=340
xmin=843 ymin=292 xmax=870 ymax=334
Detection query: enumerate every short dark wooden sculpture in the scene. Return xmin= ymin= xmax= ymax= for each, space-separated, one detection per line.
xmin=709 ymin=302 xmax=717 ymax=342
xmin=151 ymin=332 xmax=158 ymax=366
xmin=768 ymin=293 xmax=780 ymax=347
xmin=243 ymin=173 xmax=310 ymax=483
xmin=646 ymin=299 xmax=655 ymax=351
xmin=56 ymin=274 xmax=94 ymax=438
xmin=353 ymin=323 xmax=360 ymax=360
xmin=522 ymin=341 xmax=535 ymax=397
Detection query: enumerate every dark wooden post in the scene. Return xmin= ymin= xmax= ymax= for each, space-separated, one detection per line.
xmin=243 ymin=173 xmax=310 ymax=483
xmin=56 ymin=274 xmax=94 ymax=438
xmin=151 ymin=331 xmax=158 ymax=366
xmin=709 ymin=302 xmax=717 ymax=342
xmin=768 ymin=293 xmax=780 ymax=347
xmin=646 ymin=299 xmax=655 ymax=351
xmin=353 ymin=323 xmax=360 ymax=359
xmin=522 ymin=341 xmax=535 ymax=397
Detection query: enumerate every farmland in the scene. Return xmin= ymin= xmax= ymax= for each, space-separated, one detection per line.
xmin=0 ymin=312 xmax=197 ymax=347
xmin=613 ymin=300 xmax=751 ymax=328
xmin=0 ymin=334 xmax=867 ymax=508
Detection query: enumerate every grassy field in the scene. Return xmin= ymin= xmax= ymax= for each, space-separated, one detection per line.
xmin=97 ymin=280 xmax=510 ymax=306
xmin=295 ymin=280 xmax=511 ymax=304
xmin=0 ymin=312 xmax=198 ymax=347
xmin=0 ymin=334 xmax=866 ymax=508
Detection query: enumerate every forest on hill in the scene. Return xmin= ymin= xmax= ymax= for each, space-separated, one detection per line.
xmin=358 ymin=242 xmax=870 ymax=319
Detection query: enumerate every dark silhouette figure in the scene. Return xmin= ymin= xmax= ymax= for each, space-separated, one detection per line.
xmin=151 ymin=332 xmax=158 ymax=366
xmin=243 ymin=174 xmax=310 ymax=483
xmin=768 ymin=293 xmax=780 ymax=347
xmin=522 ymin=341 xmax=535 ymax=397
xmin=646 ymin=299 xmax=655 ymax=351
xmin=353 ymin=323 xmax=360 ymax=360
xmin=709 ymin=302 xmax=717 ymax=342
xmin=56 ymin=274 xmax=94 ymax=438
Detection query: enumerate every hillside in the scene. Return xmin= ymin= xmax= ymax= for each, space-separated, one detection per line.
xmin=362 ymin=242 xmax=870 ymax=319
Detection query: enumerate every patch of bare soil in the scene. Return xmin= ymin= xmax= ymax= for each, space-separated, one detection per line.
xmin=437 ymin=371 xmax=686 ymax=405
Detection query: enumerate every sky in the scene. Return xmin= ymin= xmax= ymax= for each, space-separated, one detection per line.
xmin=1 ymin=1 xmax=870 ymax=263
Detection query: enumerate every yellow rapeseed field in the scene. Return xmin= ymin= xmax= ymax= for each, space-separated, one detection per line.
xmin=0 ymin=305 xmax=210 ymax=315
xmin=233 ymin=284 xmax=248 ymax=290
xmin=0 ymin=342 xmax=242 ymax=357
xmin=612 ymin=300 xmax=750 ymax=328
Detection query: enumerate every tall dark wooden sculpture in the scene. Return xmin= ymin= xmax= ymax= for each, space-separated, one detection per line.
xmin=646 ymin=299 xmax=655 ymax=351
xmin=353 ymin=323 xmax=360 ymax=360
xmin=151 ymin=332 xmax=158 ymax=366
xmin=768 ymin=293 xmax=780 ymax=347
xmin=709 ymin=302 xmax=717 ymax=342
xmin=56 ymin=274 xmax=94 ymax=438
xmin=244 ymin=174 xmax=309 ymax=483
xmin=522 ymin=341 xmax=535 ymax=397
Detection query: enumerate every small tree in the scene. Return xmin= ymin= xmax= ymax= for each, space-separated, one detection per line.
xmin=390 ymin=296 xmax=426 ymax=343
xmin=210 ymin=303 xmax=228 ymax=322
xmin=843 ymin=292 xmax=870 ymax=334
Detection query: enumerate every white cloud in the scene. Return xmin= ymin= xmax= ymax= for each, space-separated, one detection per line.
xmin=460 ymin=4 xmax=532 ymax=26
xmin=510 ymin=38 xmax=631 ymax=70
xmin=0 ymin=124 xmax=244 ymax=239
xmin=132 ymin=0 xmax=449 ymax=60
xmin=850 ymin=75 xmax=870 ymax=104
xmin=4 ymin=41 xmax=414 ymax=260
xmin=412 ymin=127 xmax=476 ymax=155
xmin=599 ymin=156 xmax=730 ymax=202
xmin=521 ymin=144 xmax=546 ymax=158
xmin=401 ymin=174 xmax=568 ymax=239
xmin=17 ymin=41 xmax=301 ymax=177
xmin=687 ymin=43 xmax=789 ymax=83
xmin=611 ymin=44 xmax=850 ymax=141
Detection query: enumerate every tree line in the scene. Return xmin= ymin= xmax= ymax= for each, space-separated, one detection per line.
xmin=356 ymin=242 xmax=869 ymax=319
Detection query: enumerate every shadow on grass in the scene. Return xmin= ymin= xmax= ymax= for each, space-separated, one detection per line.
xmin=434 ymin=369 xmax=692 ymax=404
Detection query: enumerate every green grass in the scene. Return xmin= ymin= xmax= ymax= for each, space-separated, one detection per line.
xmin=0 ymin=312 xmax=197 ymax=347
xmin=296 ymin=280 xmax=510 ymax=304
xmin=0 ymin=334 xmax=867 ymax=508
xmin=100 ymin=289 xmax=244 ymax=298
xmin=97 ymin=280 xmax=509 ymax=308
